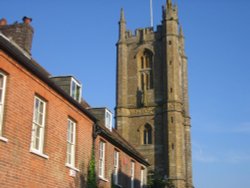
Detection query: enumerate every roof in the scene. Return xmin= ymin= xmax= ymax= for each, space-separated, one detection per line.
xmin=0 ymin=31 xmax=149 ymax=167
xmin=95 ymin=123 xmax=150 ymax=166
xmin=0 ymin=32 xmax=97 ymax=123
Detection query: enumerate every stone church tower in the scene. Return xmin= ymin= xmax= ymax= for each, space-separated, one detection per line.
xmin=115 ymin=1 xmax=193 ymax=188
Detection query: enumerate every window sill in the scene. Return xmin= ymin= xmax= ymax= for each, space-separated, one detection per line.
xmin=30 ymin=148 xmax=49 ymax=159
xmin=0 ymin=136 xmax=8 ymax=143
xmin=99 ymin=176 xmax=109 ymax=182
xmin=65 ymin=163 xmax=80 ymax=172
xmin=114 ymin=184 xmax=123 ymax=188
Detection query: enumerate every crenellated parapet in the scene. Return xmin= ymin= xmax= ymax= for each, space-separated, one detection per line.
xmin=115 ymin=1 xmax=193 ymax=188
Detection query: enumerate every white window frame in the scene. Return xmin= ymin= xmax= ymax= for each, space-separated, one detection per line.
xmin=30 ymin=96 xmax=46 ymax=155
xmin=70 ymin=77 xmax=82 ymax=102
xmin=0 ymin=72 xmax=7 ymax=140
xmin=66 ymin=118 xmax=76 ymax=167
xmin=105 ymin=109 xmax=112 ymax=131
xmin=140 ymin=168 xmax=144 ymax=188
xmin=113 ymin=150 xmax=119 ymax=185
xmin=131 ymin=161 xmax=135 ymax=188
xmin=99 ymin=141 xmax=105 ymax=178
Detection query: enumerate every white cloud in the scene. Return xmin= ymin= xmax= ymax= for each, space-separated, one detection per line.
xmin=224 ymin=151 xmax=250 ymax=164
xmin=194 ymin=121 xmax=250 ymax=134
xmin=231 ymin=122 xmax=250 ymax=133
xmin=192 ymin=141 xmax=250 ymax=164
xmin=192 ymin=142 xmax=218 ymax=163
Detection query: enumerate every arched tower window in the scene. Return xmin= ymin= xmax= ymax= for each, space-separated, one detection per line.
xmin=138 ymin=49 xmax=154 ymax=91
xmin=143 ymin=124 xmax=152 ymax=145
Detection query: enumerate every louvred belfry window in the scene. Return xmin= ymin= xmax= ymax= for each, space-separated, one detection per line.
xmin=138 ymin=49 xmax=154 ymax=91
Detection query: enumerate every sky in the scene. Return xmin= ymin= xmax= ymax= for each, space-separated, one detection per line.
xmin=2 ymin=0 xmax=250 ymax=187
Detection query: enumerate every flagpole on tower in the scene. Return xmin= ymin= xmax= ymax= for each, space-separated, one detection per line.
xmin=150 ymin=0 xmax=153 ymax=27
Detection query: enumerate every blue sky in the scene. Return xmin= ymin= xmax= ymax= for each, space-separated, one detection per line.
xmin=2 ymin=0 xmax=250 ymax=187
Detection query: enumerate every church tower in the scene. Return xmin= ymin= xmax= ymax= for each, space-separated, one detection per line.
xmin=115 ymin=1 xmax=193 ymax=188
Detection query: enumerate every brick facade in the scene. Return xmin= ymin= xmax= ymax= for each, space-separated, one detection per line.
xmin=0 ymin=51 xmax=94 ymax=187
xmin=0 ymin=16 xmax=149 ymax=188
xmin=95 ymin=135 xmax=147 ymax=188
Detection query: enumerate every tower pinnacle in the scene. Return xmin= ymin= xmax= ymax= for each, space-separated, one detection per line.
xmin=120 ymin=8 xmax=125 ymax=22
xmin=167 ymin=0 xmax=172 ymax=8
xmin=118 ymin=8 xmax=126 ymax=42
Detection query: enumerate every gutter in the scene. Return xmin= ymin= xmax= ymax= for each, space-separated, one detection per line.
xmin=94 ymin=124 xmax=150 ymax=166
xmin=0 ymin=34 xmax=97 ymax=123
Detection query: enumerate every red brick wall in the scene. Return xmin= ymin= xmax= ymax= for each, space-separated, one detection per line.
xmin=0 ymin=51 xmax=94 ymax=188
xmin=95 ymin=135 xmax=146 ymax=188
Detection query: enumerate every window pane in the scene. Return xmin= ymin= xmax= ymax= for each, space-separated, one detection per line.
xmin=100 ymin=147 xmax=103 ymax=159
xmin=35 ymin=125 xmax=40 ymax=137
xmin=99 ymin=160 xmax=103 ymax=176
xmin=67 ymin=143 xmax=71 ymax=154
xmin=38 ymin=113 xmax=43 ymax=125
xmin=0 ymin=104 xmax=2 ymax=120
xmin=70 ymin=130 xmax=74 ymax=143
xmin=0 ymin=111 xmax=2 ymax=133
xmin=131 ymin=162 xmax=135 ymax=188
xmin=34 ymin=111 xmax=38 ymax=124
xmin=34 ymin=125 xmax=40 ymax=149
xmin=140 ymin=169 xmax=144 ymax=187
xmin=0 ymin=89 xmax=2 ymax=102
xmin=67 ymin=152 xmax=71 ymax=164
xmin=39 ymin=101 xmax=44 ymax=113
xmin=140 ymin=73 xmax=144 ymax=90
xmin=0 ymin=75 xmax=3 ymax=88
xmin=67 ymin=123 xmax=71 ymax=141
xmin=71 ymin=81 xmax=76 ymax=98
xmin=35 ymin=137 xmax=40 ymax=149
xmin=31 ymin=97 xmax=46 ymax=152
xmin=99 ymin=142 xmax=105 ymax=177
xmin=76 ymin=85 xmax=80 ymax=100
xmin=148 ymin=128 xmax=152 ymax=144
xmin=71 ymin=79 xmax=81 ymax=101
xmin=141 ymin=56 xmax=144 ymax=69
xmin=0 ymin=74 xmax=6 ymax=136
xmin=66 ymin=119 xmax=75 ymax=166
xmin=144 ymin=130 xmax=147 ymax=144
xmin=131 ymin=162 xmax=135 ymax=176
xmin=114 ymin=152 xmax=117 ymax=166
xmin=35 ymin=99 xmax=39 ymax=110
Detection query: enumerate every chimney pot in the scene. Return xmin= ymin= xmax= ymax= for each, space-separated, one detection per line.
xmin=0 ymin=17 xmax=34 ymax=54
xmin=0 ymin=18 xmax=7 ymax=26
xmin=22 ymin=16 xmax=32 ymax=24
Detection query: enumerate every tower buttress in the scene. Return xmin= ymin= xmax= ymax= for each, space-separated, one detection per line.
xmin=163 ymin=2 xmax=186 ymax=188
xmin=179 ymin=26 xmax=193 ymax=188
xmin=116 ymin=8 xmax=129 ymax=136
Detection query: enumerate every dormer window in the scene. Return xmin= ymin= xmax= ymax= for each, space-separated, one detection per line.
xmin=50 ymin=76 xmax=83 ymax=103
xmin=87 ymin=108 xmax=113 ymax=131
xmin=70 ymin=78 xmax=81 ymax=102
xmin=105 ymin=109 xmax=112 ymax=131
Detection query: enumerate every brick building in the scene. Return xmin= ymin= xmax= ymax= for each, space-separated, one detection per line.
xmin=0 ymin=17 xmax=149 ymax=188
xmin=90 ymin=109 xmax=149 ymax=188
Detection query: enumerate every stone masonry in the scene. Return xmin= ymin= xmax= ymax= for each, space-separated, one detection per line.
xmin=115 ymin=1 xmax=193 ymax=188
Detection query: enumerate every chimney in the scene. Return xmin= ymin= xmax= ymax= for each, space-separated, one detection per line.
xmin=0 ymin=18 xmax=7 ymax=26
xmin=0 ymin=16 xmax=34 ymax=55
